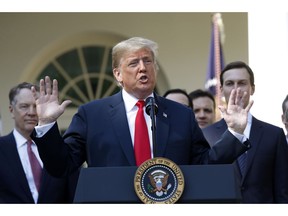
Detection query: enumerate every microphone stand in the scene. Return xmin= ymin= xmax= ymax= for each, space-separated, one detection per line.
xmin=150 ymin=102 xmax=157 ymax=158
xmin=145 ymin=97 xmax=158 ymax=158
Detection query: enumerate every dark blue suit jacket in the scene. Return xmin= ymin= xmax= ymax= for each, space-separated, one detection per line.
xmin=202 ymin=117 xmax=288 ymax=203
xmin=33 ymin=92 xmax=249 ymax=178
xmin=0 ymin=132 xmax=78 ymax=203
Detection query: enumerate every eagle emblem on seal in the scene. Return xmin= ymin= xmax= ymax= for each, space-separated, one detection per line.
xmin=148 ymin=170 xmax=172 ymax=196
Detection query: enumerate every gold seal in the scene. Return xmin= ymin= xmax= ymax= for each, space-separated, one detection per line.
xmin=134 ymin=157 xmax=185 ymax=204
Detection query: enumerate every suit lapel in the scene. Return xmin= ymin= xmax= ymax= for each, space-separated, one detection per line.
xmin=154 ymin=96 xmax=169 ymax=157
xmin=109 ymin=92 xmax=136 ymax=165
xmin=108 ymin=93 xmax=182 ymax=163
xmin=242 ymin=117 xmax=262 ymax=179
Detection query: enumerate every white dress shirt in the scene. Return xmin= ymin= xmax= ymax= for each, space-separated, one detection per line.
xmin=244 ymin=112 xmax=252 ymax=139
xmin=122 ymin=89 xmax=154 ymax=158
xmin=14 ymin=129 xmax=43 ymax=203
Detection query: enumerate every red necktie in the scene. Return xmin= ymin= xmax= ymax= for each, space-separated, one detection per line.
xmin=27 ymin=140 xmax=42 ymax=192
xmin=134 ymin=100 xmax=151 ymax=166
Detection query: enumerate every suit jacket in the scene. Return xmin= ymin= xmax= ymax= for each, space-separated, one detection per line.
xmin=33 ymin=91 xmax=249 ymax=177
xmin=0 ymin=132 xmax=78 ymax=203
xmin=202 ymin=118 xmax=288 ymax=203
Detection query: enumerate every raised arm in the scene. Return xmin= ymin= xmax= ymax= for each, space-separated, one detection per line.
xmin=219 ymin=88 xmax=254 ymax=134
xmin=31 ymin=76 xmax=72 ymax=126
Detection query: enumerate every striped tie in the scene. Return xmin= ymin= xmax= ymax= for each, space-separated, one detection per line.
xmin=237 ymin=152 xmax=247 ymax=177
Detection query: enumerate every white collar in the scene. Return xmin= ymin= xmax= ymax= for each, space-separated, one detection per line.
xmin=13 ymin=129 xmax=29 ymax=149
xmin=122 ymin=89 xmax=154 ymax=112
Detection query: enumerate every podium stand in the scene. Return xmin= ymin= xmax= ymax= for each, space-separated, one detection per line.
xmin=73 ymin=164 xmax=241 ymax=203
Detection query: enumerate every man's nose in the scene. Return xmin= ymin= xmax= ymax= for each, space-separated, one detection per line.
xmin=198 ymin=110 xmax=206 ymax=117
xmin=139 ymin=60 xmax=147 ymax=71
xmin=27 ymin=106 xmax=37 ymax=114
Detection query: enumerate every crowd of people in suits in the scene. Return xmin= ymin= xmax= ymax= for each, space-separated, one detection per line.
xmin=0 ymin=36 xmax=287 ymax=203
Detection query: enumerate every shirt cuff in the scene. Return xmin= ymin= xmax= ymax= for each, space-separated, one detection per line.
xmin=228 ymin=128 xmax=248 ymax=143
xmin=35 ymin=122 xmax=56 ymax=137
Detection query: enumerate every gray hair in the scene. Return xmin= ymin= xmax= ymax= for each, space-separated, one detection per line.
xmin=9 ymin=82 xmax=39 ymax=105
xmin=112 ymin=37 xmax=159 ymax=70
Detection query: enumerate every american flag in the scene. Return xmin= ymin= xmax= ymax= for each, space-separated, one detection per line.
xmin=205 ymin=13 xmax=225 ymax=106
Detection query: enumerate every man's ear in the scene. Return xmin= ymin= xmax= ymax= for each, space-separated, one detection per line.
xmin=251 ymin=85 xmax=255 ymax=95
xmin=113 ymin=68 xmax=122 ymax=83
xmin=9 ymin=104 xmax=15 ymax=119
xmin=220 ymin=86 xmax=224 ymax=97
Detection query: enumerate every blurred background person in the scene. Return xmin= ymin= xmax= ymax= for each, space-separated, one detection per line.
xmin=282 ymin=95 xmax=288 ymax=143
xmin=163 ymin=88 xmax=192 ymax=108
xmin=189 ymin=89 xmax=216 ymax=128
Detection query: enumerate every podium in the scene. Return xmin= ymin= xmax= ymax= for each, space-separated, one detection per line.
xmin=73 ymin=164 xmax=241 ymax=203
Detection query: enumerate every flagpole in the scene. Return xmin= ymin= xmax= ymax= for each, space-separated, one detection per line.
xmin=205 ymin=13 xmax=226 ymax=121
xmin=213 ymin=13 xmax=224 ymax=113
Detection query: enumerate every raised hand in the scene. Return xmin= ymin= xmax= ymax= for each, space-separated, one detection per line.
xmin=31 ymin=76 xmax=72 ymax=126
xmin=218 ymin=88 xmax=253 ymax=134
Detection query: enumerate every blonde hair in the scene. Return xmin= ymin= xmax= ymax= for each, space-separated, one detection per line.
xmin=112 ymin=37 xmax=159 ymax=70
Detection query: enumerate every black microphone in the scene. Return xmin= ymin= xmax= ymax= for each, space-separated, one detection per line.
xmin=145 ymin=97 xmax=158 ymax=116
xmin=145 ymin=97 xmax=158 ymax=158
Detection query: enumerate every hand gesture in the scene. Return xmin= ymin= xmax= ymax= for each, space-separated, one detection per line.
xmin=31 ymin=76 xmax=72 ymax=126
xmin=219 ymin=88 xmax=253 ymax=134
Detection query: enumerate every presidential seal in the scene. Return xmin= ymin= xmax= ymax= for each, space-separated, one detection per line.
xmin=134 ymin=157 xmax=185 ymax=204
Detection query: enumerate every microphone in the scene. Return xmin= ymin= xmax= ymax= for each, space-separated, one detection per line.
xmin=145 ymin=97 xmax=158 ymax=116
xmin=145 ymin=97 xmax=158 ymax=158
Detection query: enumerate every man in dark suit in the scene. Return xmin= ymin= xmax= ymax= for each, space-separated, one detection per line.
xmin=31 ymin=37 xmax=252 ymax=182
xmin=203 ymin=61 xmax=288 ymax=203
xmin=0 ymin=82 xmax=78 ymax=203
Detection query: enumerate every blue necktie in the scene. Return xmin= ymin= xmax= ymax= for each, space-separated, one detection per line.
xmin=237 ymin=152 xmax=247 ymax=176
